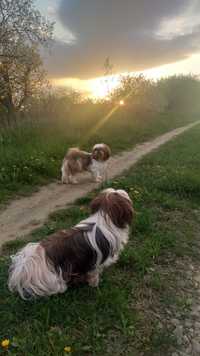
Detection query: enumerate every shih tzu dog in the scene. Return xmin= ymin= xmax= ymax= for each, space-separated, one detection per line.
xmin=61 ymin=143 xmax=111 ymax=184
xmin=8 ymin=188 xmax=133 ymax=300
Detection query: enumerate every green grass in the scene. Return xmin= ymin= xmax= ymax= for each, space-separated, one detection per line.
xmin=1 ymin=124 xmax=200 ymax=355
xmin=0 ymin=102 xmax=198 ymax=205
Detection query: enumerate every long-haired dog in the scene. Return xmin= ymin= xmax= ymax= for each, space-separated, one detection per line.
xmin=8 ymin=188 xmax=133 ymax=300
xmin=61 ymin=143 xmax=111 ymax=184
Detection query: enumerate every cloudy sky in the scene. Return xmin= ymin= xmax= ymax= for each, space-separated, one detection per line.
xmin=37 ymin=0 xmax=200 ymax=93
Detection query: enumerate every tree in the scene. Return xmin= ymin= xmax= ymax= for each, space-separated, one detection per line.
xmin=0 ymin=0 xmax=53 ymax=60
xmin=110 ymin=74 xmax=158 ymax=110
xmin=110 ymin=74 xmax=166 ymax=112
xmin=157 ymin=75 xmax=200 ymax=113
xmin=0 ymin=45 xmax=46 ymax=114
xmin=0 ymin=0 xmax=53 ymax=119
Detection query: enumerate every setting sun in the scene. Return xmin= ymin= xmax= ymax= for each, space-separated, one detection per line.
xmin=87 ymin=75 xmax=120 ymax=99
xmin=53 ymin=75 xmax=120 ymax=99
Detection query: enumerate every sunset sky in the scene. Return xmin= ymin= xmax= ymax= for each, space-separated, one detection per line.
xmin=37 ymin=0 xmax=200 ymax=97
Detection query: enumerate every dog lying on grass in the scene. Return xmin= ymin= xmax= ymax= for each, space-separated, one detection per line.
xmin=8 ymin=188 xmax=133 ymax=299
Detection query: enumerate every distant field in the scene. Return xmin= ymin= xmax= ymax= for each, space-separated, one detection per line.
xmin=0 ymin=103 xmax=198 ymax=204
xmin=1 ymin=124 xmax=200 ymax=355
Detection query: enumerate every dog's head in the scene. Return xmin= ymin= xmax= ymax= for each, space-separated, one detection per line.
xmin=92 ymin=144 xmax=111 ymax=162
xmin=90 ymin=188 xmax=134 ymax=228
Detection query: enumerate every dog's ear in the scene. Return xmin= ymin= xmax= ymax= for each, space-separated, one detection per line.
xmin=90 ymin=191 xmax=134 ymax=228
xmin=90 ymin=193 xmax=105 ymax=213
xmin=102 ymin=144 xmax=111 ymax=160
xmin=106 ymin=192 xmax=134 ymax=228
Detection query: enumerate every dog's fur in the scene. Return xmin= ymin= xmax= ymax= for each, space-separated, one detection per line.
xmin=8 ymin=189 xmax=133 ymax=299
xmin=61 ymin=143 xmax=111 ymax=184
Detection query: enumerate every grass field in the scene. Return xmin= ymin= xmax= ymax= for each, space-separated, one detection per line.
xmin=0 ymin=105 xmax=198 ymax=205
xmin=1 ymin=123 xmax=200 ymax=355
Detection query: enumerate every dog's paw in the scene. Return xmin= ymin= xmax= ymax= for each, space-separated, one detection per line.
xmin=71 ymin=179 xmax=78 ymax=184
xmin=87 ymin=273 xmax=99 ymax=287
xmin=61 ymin=180 xmax=67 ymax=184
xmin=88 ymin=279 xmax=99 ymax=287
xmin=68 ymin=177 xmax=78 ymax=184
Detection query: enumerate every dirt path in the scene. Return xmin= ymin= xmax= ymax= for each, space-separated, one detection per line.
xmin=0 ymin=121 xmax=199 ymax=246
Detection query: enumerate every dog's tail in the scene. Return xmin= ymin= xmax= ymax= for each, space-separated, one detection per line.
xmin=66 ymin=147 xmax=91 ymax=160
xmin=67 ymin=147 xmax=80 ymax=158
xmin=8 ymin=243 xmax=67 ymax=299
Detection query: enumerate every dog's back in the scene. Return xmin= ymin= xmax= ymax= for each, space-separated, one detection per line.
xmin=66 ymin=148 xmax=91 ymax=161
xmin=61 ymin=148 xmax=92 ymax=183
xmin=64 ymin=148 xmax=91 ymax=171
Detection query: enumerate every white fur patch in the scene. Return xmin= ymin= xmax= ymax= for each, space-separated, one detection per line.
xmin=93 ymin=143 xmax=105 ymax=150
xmin=8 ymin=243 xmax=67 ymax=299
xmin=89 ymin=159 xmax=107 ymax=180
xmin=76 ymin=211 xmax=129 ymax=270
xmin=103 ymin=188 xmax=131 ymax=202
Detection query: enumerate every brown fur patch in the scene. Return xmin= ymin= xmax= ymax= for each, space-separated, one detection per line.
xmin=65 ymin=148 xmax=92 ymax=175
xmin=66 ymin=148 xmax=91 ymax=161
xmin=90 ymin=192 xmax=134 ymax=228
xmin=41 ymin=228 xmax=97 ymax=283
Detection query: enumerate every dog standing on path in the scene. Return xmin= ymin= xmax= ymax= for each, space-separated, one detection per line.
xmin=61 ymin=143 xmax=111 ymax=184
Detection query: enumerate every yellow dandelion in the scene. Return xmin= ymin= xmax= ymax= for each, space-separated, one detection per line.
xmin=1 ymin=339 xmax=10 ymax=348
xmin=64 ymin=346 xmax=72 ymax=353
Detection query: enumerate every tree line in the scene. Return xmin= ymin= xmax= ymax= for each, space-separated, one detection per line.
xmin=1 ymin=0 xmax=200 ymax=128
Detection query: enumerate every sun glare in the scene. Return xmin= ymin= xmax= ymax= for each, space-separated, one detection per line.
xmin=87 ymin=75 xmax=120 ymax=99
xmin=52 ymin=54 xmax=200 ymax=100
xmin=52 ymin=76 xmax=119 ymax=99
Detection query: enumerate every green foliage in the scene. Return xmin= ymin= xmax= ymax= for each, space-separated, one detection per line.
xmin=1 ymin=125 xmax=200 ymax=355
xmin=157 ymin=75 xmax=200 ymax=113
xmin=0 ymin=0 xmax=53 ymax=118
xmin=0 ymin=105 xmax=197 ymax=204
xmin=111 ymin=74 xmax=200 ymax=114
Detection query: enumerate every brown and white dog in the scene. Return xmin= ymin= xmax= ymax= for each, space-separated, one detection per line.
xmin=8 ymin=188 xmax=133 ymax=299
xmin=61 ymin=143 xmax=111 ymax=184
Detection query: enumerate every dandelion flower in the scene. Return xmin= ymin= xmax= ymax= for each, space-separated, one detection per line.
xmin=1 ymin=339 xmax=10 ymax=348
xmin=64 ymin=346 xmax=72 ymax=353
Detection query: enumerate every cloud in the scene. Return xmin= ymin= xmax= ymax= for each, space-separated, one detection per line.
xmin=44 ymin=0 xmax=200 ymax=79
